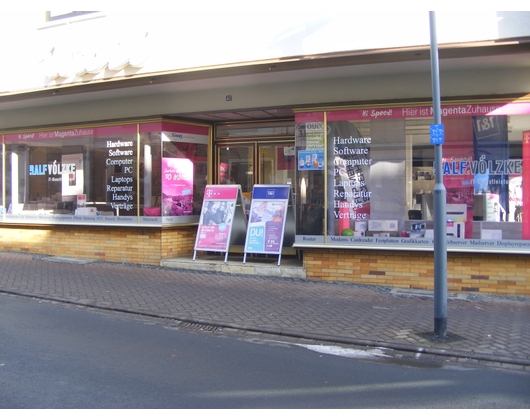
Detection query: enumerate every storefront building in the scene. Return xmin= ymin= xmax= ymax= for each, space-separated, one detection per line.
xmin=294 ymin=100 xmax=530 ymax=297
xmin=1 ymin=119 xmax=211 ymax=264
xmin=1 ymin=10 xmax=530 ymax=296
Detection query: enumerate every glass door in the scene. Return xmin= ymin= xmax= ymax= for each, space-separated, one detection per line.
xmin=258 ymin=143 xmax=295 ymax=186
xmin=218 ymin=144 xmax=255 ymax=203
xmin=217 ymin=142 xmax=295 ymax=207
xmin=218 ymin=145 xmax=254 ymax=189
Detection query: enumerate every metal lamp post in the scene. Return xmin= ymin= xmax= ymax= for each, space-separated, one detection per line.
xmin=429 ymin=11 xmax=448 ymax=337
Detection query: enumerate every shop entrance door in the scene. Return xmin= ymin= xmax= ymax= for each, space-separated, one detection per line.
xmin=217 ymin=142 xmax=295 ymax=204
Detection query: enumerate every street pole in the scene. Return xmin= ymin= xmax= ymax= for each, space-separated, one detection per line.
xmin=429 ymin=11 xmax=448 ymax=337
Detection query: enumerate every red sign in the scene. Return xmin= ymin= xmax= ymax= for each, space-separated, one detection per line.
xmin=523 ymin=131 xmax=530 ymax=240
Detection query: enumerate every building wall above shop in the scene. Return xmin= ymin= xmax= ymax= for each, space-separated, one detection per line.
xmin=1 ymin=9 xmax=529 ymax=94
xmin=1 ymin=65 xmax=529 ymax=130
xmin=0 ymin=8 xmax=529 ymax=130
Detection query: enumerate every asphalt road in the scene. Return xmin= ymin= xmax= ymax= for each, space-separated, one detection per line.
xmin=1 ymin=293 xmax=529 ymax=409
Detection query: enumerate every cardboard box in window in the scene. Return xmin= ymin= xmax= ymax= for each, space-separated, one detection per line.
xmin=75 ymin=207 xmax=97 ymax=216
xmin=355 ymin=221 xmax=368 ymax=231
xmin=368 ymin=220 xmax=398 ymax=232
xmin=366 ymin=231 xmax=399 ymax=237
xmin=410 ymin=222 xmax=426 ymax=238
xmin=481 ymin=229 xmax=502 ymax=240
xmin=446 ymin=221 xmax=465 ymax=238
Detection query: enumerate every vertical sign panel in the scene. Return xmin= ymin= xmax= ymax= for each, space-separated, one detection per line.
xmin=194 ymin=185 xmax=241 ymax=261
xmin=162 ymin=158 xmax=194 ymax=216
xmin=244 ymin=185 xmax=290 ymax=265
xmin=443 ymin=116 xmax=475 ymax=238
xmin=523 ymin=131 xmax=530 ymax=239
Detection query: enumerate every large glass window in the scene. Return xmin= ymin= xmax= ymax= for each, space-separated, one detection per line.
xmin=3 ymin=126 xmax=138 ymax=223
xmin=1 ymin=121 xmax=210 ymax=226
xmin=295 ymin=102 xmax=530 ymax=251
xmin=1 ymin=142 xmax=4 ymax=215
xmin=295 ymin=114 xmax=325 ymax=239
xmin=157 ymin=129 xmax=209 ymax=223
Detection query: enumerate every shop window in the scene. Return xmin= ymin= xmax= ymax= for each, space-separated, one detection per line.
xmin=0 ymin=146 xmax=3 ymax=215
xmin=138 ymin=123 xmax=209 ymax=224
xmin=155 ymin=131 xmax=208 ymax=222
xmin=294 ymin=104 xmax=530 ymax=251
xmin=3 ymin=127 xmax=138 ymax=222
xmin=295 ymin=116 xmax=325 ymax=238
xmin=1 ymin=121 xmax=210 ymax=226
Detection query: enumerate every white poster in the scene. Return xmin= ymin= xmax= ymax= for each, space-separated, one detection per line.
xmin=62 ymin=153 xmax=84 ymax=196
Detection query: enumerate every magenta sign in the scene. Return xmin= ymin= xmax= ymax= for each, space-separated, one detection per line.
xmin=195 ymin=185 xmax=239 ymax=251
xmin=162 ymin=158 xmax=194 ymax=216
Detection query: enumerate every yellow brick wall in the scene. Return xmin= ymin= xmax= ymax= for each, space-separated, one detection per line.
xmin=303 ymin=249 xmax=530 ymax=297
xmin=161 ymin=226 xmax=197 ymax=259
xmin=0 ymin=225 xmax=197 ymax=265
xmin=3 ymin=224 xmax=529 ymax=297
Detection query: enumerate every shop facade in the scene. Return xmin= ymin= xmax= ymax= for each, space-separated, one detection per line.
xmin=0 ymin=119 xmax=212 ymax=264
xmin=2 ymin=99 xmax=530 ymax=296
xmin=293 ymin=100 xmax=530 ymax=297
xmin=1 ymin=10 xmax=530 ymax=296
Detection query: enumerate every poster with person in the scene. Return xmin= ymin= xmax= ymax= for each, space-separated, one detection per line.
xmin=193 ymin=185 xmax=246 ymax=262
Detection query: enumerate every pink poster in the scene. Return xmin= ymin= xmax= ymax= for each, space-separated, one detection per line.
xmin=442 ymin=117 xmax=475 ymax=238
xmin=195 ymin=186 xmax=239 ymax=251
xmin=523 ymin=131 xmax=530 ymax=239
xmin=162 ymin=158 xmax=194 ymax=216
xmin=219 ymin=163 xmax=229 ymax=184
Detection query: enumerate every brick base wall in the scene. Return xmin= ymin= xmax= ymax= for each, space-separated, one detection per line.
xmin=303 ymin=248 xmax=530 ymax=297
xmin=0 ymin=225 xmax=197 ymax=265
xmin=161 ymin=226 xmax=197 ymax=259
xmin=3 ymin=225 xmax=529 ymax=296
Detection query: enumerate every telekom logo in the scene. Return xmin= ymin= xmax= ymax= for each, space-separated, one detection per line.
xmin=206 ymin=189 xmax=213 ymax=198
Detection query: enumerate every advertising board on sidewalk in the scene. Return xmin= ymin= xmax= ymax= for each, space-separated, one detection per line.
xmin=193 ymin=185 xmax=246 ymax=263
xmin=244 ymin=185 xmax=292 ymax=265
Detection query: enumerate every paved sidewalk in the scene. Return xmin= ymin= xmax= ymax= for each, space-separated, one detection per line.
xmin=1 ymin=250 xmax=529 ymax=370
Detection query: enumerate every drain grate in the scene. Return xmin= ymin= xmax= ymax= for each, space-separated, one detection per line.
xmin=181 ymin=322 xmax=220 ymax=332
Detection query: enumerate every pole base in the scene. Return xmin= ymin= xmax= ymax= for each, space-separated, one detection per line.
xmin=434 ymin=317 xmax=447 ymax=337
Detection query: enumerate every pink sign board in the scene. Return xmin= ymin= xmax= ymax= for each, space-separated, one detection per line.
xmin=523 ymin=131 xmax=530 ymax=240
xmin=162 ymin=158 xmax=194 ymax=216
xmin=195 ymin=185 xmax=239 ymax=252
xmin=204 ymin=185 xmax=238 ymax=200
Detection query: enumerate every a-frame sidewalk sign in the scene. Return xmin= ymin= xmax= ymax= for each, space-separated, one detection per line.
xmin=243 ymin=184 xmax=293 ymax=266
xmin=193 ymin=184 xmax=247 ymax=263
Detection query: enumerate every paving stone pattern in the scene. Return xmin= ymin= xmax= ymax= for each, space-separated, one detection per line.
xmin=1 ymin=251 xmax=529 ymax=367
